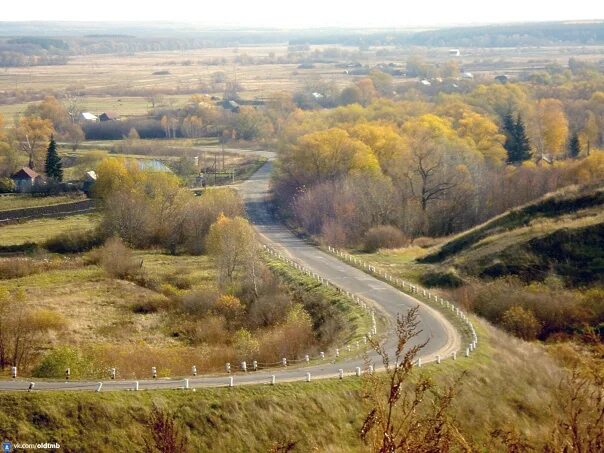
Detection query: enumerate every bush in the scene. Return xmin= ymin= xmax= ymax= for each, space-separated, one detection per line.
xmin=94 ymin=237 xmax=140 ymax=279
xmin=0 ymin=177 xmax=15 ymax=193
xmin=501 ymin=306 xmax=542 ymax=340
xmin=32 ymin=345 xmax=100 ymax=379
xmin=179 ymin=289 xmax=219 ymax=316
xmin=0 ymin=258 xmax=40 ymax=279
xmin=45 ymin=229 xmax=104 ymax=253
xmin=131 ymin=295 xmax=174 ymax=314
xmin=363 ymin=225 xmax=408 ymax=252
xmin=420 ymin=268 xmax=464 ymax=288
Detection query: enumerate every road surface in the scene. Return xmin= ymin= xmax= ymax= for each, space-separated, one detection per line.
xmin=0 ymin=157 xmax=460 ymax=392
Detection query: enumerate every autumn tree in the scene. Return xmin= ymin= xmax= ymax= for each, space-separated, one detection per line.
xmin=13 ymin=116 xmax=54 ymax=169
xmin=399 ymin=115 xmax=465 ymax=223
xmin=206 ymin=215 xmax=259 ymax=290
xmin=530 ymin=98 xmax=569 ymax=158
xmin=277 ymin=127 xmax=379 ymax=189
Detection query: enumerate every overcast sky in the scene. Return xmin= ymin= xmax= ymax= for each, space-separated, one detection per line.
xmin=3 ymin=1 xmax=604 ymax=28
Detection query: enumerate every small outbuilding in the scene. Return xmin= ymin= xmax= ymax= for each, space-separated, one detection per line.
xmin=11 ymin=167 xmax=41 ymax=193
xmin=99 ymin=112 xmax=118 ymax=121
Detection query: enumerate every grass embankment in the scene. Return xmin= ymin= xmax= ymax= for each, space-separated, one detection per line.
xmin=0 ymin=318 xmax=567 ymax=452
xmin=419 ymin=182 xmax=604 ymax=285
xmin=0 ymin=195 xmax=86 ymax=212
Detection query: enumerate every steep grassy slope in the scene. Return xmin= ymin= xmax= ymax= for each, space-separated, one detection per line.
xmin=0 ymin=319 xmax=568 ymax=452
xmin=419 ymin=182 xmax=604 ymax=286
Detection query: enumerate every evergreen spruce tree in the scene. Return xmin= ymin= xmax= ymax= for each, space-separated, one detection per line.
xmin=503 ymin=111 xmax=532 ymax=164
xmin=513 ymin=115 xmax=532 ymax=163
xmin=502 ymin=111 xmax=517 ymax=161
xmin=45 ymin=135 xmax=63 ymax=182
xmin=568 ymin=131 xmax=581 ymax=159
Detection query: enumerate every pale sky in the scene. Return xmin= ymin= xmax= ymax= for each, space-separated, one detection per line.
xmin=2 ymin=0 xmax=604 ymax=28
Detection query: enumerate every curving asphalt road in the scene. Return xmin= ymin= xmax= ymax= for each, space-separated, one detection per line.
xmin=0 ymin=154 xmax=460 ymax=392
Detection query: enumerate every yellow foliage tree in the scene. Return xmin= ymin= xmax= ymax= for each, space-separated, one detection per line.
xmin=531 ymin=98 xmax=569 ymax=158
xmin=457 ymin=111 xmax=507 ymax=166
xmin=13 ymin=116 xmax=54 ymax=170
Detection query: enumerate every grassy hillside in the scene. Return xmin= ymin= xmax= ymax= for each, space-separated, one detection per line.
xmin=420 ymin=182 xmax=604 ymax=286
xmin=0 ymin=319 xmax=572 ymax=452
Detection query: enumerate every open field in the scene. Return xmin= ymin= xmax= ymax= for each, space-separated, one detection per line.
xmin=0 ymin=214 xmax=99 ymax=247
xmin=1 ymin=43 xmax=604 ymax=124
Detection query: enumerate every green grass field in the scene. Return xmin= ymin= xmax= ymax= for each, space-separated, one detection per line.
xmin=0 ymin=214 xmax=99 ymax=247
xmin=0 ymin=195 xmax=86 ymax=212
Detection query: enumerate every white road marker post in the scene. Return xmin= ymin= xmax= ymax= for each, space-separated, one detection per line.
xmin=270 ymin=375 xmax=276 ymax=385
xmin=11 ymin=366 xmax=16 ymax=379
xmin=96 ymin=382 xmax=103 ymax=392
xmin=355 ymin=367 xmax=361 ymax=377
xmin=192 ymin=365 xmax=197 ymax=376
xmin=184 ymin=379 xmax=189 ymax=390
xmin=306 ymin=372 xmax=311 ymax=382
xmin=151 ymin=367 xmax=157 ymax=379
xmin=228 ymin=376 xmax=234 ymax=387
xmin=338 ymin=369 xmax=344 ymax=379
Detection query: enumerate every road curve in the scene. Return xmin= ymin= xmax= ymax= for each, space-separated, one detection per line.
xmin=0 ymin=157 xmax=460 ymax=392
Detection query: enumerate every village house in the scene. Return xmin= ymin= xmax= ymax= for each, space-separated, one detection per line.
xmin=11 ymin=167 xmax=42 ymax=193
